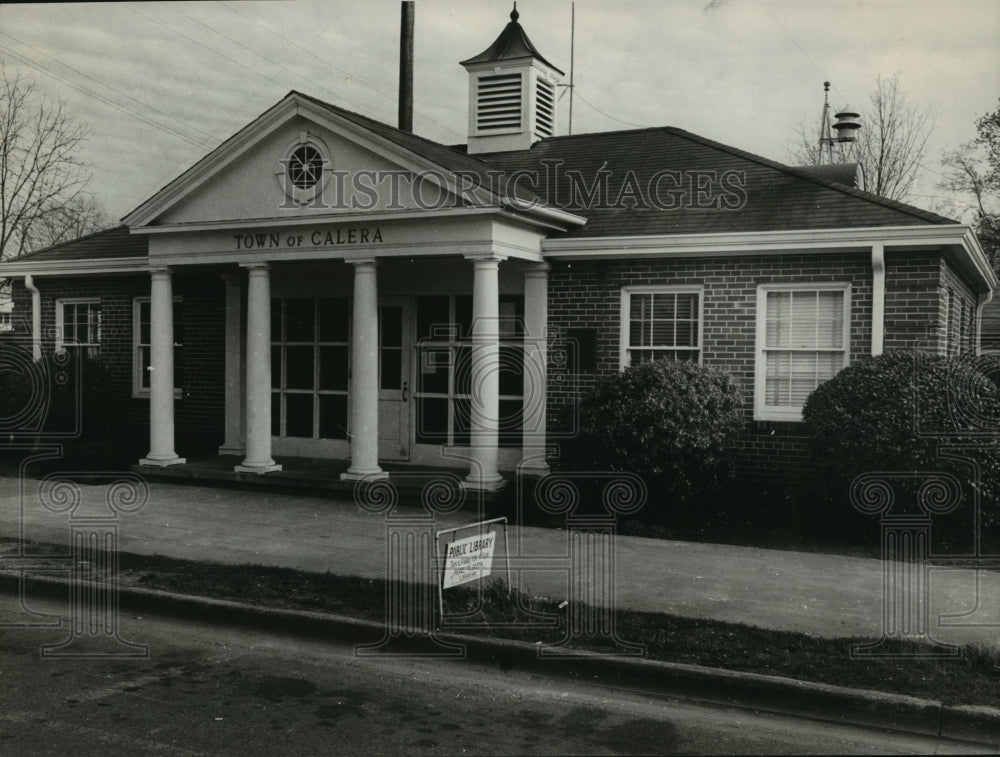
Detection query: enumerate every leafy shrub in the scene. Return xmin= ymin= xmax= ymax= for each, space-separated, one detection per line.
xmin=0 ymin=345 xmax=125 ymax=466
xmin=802 ymin=351 xmax=1000 ymax=547
xmin=558 ymin=359 xmax=744 ymax=508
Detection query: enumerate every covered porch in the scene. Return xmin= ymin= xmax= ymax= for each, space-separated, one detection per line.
xmin=136 ymin=247 xmax=554 ymax=492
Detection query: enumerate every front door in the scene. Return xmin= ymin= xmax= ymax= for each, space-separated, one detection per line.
xmin=378 ymin=298 xmax=411 ymax=460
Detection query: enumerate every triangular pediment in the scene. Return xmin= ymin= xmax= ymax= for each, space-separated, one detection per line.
xmin=124 ymin=93 xmax=494 ymax=228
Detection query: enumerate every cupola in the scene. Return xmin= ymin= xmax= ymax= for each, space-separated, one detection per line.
xmin=460 ymin=3 xmax=563 ymax=155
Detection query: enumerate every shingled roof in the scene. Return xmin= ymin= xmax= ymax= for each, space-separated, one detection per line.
xmin=293 ymin=91 xmax=545 ymax=208
xmin=300 ymin=91 xmax=955 ymax=238
xmin=8 ymin=225 xmax=147 ymax=263
xmin=476 ymin=126 xmax=957 ymax=239
xmin=10 ymin=94 xmax=961 ymax=266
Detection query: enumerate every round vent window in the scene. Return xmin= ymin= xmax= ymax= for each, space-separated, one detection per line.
xmin=288 ymin=145 xmax=324 ymax=189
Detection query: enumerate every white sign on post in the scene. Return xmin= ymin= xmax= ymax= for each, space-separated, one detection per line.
xmin=442 ymin=531 xmax=497 ymax=589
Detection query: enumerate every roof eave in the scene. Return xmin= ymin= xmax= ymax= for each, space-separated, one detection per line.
xmin=1 ymin=256 xmax=150 ymax=277
xmin=542 ymin=223 xmax=998 ymax=293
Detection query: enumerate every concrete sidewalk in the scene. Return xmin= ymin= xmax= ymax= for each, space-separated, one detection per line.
xmin=1 ymin=472 xmax=998 ymax=647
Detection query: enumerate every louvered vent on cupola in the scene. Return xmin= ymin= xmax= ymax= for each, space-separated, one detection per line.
xmin=535 ymin=77 xmax=555 ymax=138
xmin=460 ymin=5 xmax=564 ymax=155
xmin=476 ymin=72 xmax=523 ymax=132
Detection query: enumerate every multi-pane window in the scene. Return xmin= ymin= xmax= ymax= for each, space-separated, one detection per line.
xmin=414 ymin=294 xmax=523 ymax=448
xmin=946 ymin=288 xmax=957 ymax=356
xmin=56 ymin=299 xmax=102 ymax=360
xmin=0 ymin=282 xmax=12 ymax=334
xmin=133 ymin=297 xmax=184 ymax=396
xmin=621 ymin=287 xmax=702 ymax=367
xmin=755 ymin=284 xmax=850 ymax=421
xmin=271 ymin=297 xmax=350 ymax=440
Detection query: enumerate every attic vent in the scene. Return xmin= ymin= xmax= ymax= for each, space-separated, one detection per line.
xmin=535 ymin=78 xmax=554 ymax=138
xmin=477 ymin=72 xmax=522 ymax=132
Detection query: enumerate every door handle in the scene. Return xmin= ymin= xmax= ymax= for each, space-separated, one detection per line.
xmin=401 ymin=381 xmax=408 ymax=402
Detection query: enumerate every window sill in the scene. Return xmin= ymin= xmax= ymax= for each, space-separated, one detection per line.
xmin=753 ymin=410 xmax=803 ymax=424
xmin=133 ymin=390 xmax=184 ymax=400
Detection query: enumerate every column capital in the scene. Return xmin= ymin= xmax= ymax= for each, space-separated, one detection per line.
xmin=466 ymin=257 xmax=503 ymax=272
xmin=347 ymin=258 xmax=378 ymax=274
xmin=148 ymin=266 xmax=173 ymax=278
xmin=464 ymin=253 xmax=506 ymax=265
xmin=524 ymin=262 xmax=551 ymax=278
xmin=239 ymin=262 xmax=271 ymax=274
xmin=220 ymin=270 xmax=243 ymax=284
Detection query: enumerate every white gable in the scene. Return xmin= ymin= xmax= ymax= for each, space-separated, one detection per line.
xmin=129 ymin=96 xmax=469 ymax=228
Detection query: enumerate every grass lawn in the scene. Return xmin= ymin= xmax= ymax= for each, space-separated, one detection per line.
xmin=3 ymin=538 xmax=998 ymax=709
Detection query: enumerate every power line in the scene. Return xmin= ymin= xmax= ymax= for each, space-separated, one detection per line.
xmin=220 ymin=3 xmax=395 ymax=106
xmin=763 ymin=3 xmax=848 ymax=105
xmin=573 ymin=89 xmax=647 ymax=129
xmin=0 ymin=45 xmax=214 ymax=150
xmin=0 ymin=31 xmax=218 ymax=144
xmin=125 ymin=4 xmax=383 ymax=122
xmin=219 ymin=1 xmax=465 ymax=140
xmin=164 ymin=4 xmax=381 ymax=121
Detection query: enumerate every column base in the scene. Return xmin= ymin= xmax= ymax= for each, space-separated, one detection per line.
xmin=461 ymin=475 xmax=507 ymax=493
xmin=138 ymin=456 xmax=186 ymax=467
xmin=340 ymin=469 xmax=389 ymax=482
xmin=218 ymin=444 xmax=246 ymax=456
xmin=518 ymin=462 xmax=550 ymax=477
xmin=235 ymin=461 xmax=282 ymax=474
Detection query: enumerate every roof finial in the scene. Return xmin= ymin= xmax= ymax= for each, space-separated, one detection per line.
xmin=511 ymin=2 xmax=519 ymax=23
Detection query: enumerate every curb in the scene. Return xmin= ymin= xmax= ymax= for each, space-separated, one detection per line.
xmin=3 ymin=572 xmax=998 ymax=747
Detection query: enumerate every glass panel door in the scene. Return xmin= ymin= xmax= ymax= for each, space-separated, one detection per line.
xmin=378 ymin=298 xmax=411 ymax=460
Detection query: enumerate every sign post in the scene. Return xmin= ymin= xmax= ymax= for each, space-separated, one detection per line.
xmin=435 ymin=517 xmax=511 ymax=617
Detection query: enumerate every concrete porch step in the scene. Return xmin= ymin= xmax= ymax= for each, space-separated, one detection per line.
xmin=133 ymin=454 xmax=511 ymax=508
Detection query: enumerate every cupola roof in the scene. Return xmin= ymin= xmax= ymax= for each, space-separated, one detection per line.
xmin=460 ymin=3 xmax=564 ymax=75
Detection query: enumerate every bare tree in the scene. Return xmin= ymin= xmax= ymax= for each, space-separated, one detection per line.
xmin=20 ymin=192 xmax=110 ymax=252
xmin=940 ymin=100 xmax=1000 ymax=277
xmin=0 ymin=68 xmax=107 ymax=259
xmin=789 ymin=73 xmax=934 ymax=202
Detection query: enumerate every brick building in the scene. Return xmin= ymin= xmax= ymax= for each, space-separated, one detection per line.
xmin=3 ymin=9 xmax=996 ymax=488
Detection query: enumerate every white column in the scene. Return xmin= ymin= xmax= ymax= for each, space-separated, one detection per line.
xmin=341 ymin=259 xmax=387 ymax=480
xmin=218 ymin=271 xmax=246 ymax=455
xmin=871 ymin=243 xmax=885 ymax=356
xmin=25 ymin=275 xmax=42 ymax=362
xmin=236 ymin=264 xmax=281 ymax=474
xmin=464 ymin=255 xmax=505 ymax=490
xmin=139 ymin=268 xmax=185 ymax=466
xmin=520 ymin=262 xmax=549 ymax=475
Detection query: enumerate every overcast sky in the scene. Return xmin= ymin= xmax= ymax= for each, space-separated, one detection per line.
xmin=1 ymin=0 xmax=997 ymax=223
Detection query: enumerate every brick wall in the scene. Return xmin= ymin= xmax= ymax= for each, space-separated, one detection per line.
xmin=546 ymin=252 xmax=875 ymax=482
xmin=882 ymin=250 xmax=978 ymax=355
xmin=10 ymin=273 xmax=225 ymax=456
xmin=884 ymin=250 xmax=942 ymax=352
xmin=940 ymin=257 xmax=978 ymax=355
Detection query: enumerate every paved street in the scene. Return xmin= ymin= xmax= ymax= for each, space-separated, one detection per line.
xmin=0 ymin=594 xmax=991 ymax=756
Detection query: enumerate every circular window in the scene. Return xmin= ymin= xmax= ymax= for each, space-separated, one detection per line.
xmin=288 ymin=145 xmax=324 ymax=189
